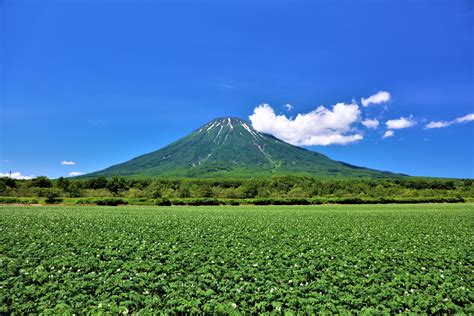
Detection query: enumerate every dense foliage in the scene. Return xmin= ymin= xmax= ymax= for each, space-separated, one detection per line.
xmin=0 ymin=204 xmax=472 ymax=314
xmin=1 ymin=176 xmax=472 ymax=204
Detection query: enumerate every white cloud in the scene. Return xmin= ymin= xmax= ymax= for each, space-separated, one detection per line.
xmin=61 ymin=161 xmax=76 ymax=166
xmin=0 ymin=171 xmax=34 ymax=180
xmin=249 ymin=102 xmax=362 ymax=146
xmin=69 ymin=171 xmax=84 ymax=177
xmin=383 ymin=130 xmax=394 ymax=138
xmin=386 ymin=116 xmax=416 ymax=129
xmin=284 ymin=104 xmax=293 ymax=111
xmin=362 ymin=119 xmax=379 ymax=129
xmin=425 ymin=113 xmax=474 ymax=129
xmin=301 ymin=133 xmax=363 ymax=146
xmin=456 ymin=113 xmax=474 ymax=123
xmin=361 ymin=91 xmax=391 ymax=107
xmin=425 ymin=121 xmax=451 ymax=129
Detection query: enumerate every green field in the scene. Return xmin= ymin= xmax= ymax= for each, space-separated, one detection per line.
xmin=1 ymin=204 xmax=472 ymax=314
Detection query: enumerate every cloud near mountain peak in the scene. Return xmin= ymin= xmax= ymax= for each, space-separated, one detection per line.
xmin=249 ymin=103 xmax=363 ymax=146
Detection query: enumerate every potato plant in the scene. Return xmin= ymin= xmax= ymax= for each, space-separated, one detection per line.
xmin=0 ymin=204 xmax=472 ymax=314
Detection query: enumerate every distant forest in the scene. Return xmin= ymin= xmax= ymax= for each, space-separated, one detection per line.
xmin=0 ymin=176 xmax=472 ymax=205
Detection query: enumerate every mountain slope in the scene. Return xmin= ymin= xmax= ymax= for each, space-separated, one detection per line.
xmin=86 ymin=117 xmax=399 ymax=178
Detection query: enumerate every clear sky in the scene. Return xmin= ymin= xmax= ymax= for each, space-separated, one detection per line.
xmin=1 ymin=0 xmax=473 ymax=179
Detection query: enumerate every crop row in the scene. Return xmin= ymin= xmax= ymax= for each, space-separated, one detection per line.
xmin=0 ymin=204 xmax=472 ymax=314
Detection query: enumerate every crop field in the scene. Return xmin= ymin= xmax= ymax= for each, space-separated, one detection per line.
xmin=0 ymin=204 xmax=472 ymax=314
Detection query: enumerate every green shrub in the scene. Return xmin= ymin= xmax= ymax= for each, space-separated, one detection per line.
xmin=95 ymin=198 xmax=128 ymax=206
xmin=37 ymin=188 xmax=63 ymax=204
xmin=253 ymin=198 xmax=312 ymax=205
xmin=0 ymin=197 xmax=39 ymax=204
xmin=311 ymin=199 xmax=323 ymax=205
xmin=155 ymin=198 xmax=172 ymax=206
xmin=0 ymin=197 xmax=20 ymax=204
xmin=253 ymin=199 xmax=272 ymax=205
xmin=186 ymin=198 xmax=221 ymax=206
xmin=332 ymin=197 xmax=364 ymax=204
xmin=228 ymin=200 xmax=240 ymax=206
xmin=170 ymin=199 xmax=187 ymax=206
xmin=75 ymin=198 xmax=97 ymax=205
xmin=278 ymin=198 xmax=311 ymax=205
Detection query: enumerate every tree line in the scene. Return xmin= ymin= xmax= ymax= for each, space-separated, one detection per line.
xmin=0 ymin=176 xmax=472 ymax=202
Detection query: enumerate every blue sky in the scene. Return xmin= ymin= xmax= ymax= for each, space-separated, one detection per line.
xmin=1 ymin=0 xmax=473 ymax=179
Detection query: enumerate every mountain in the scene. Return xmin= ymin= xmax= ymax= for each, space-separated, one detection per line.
xmin=85 ymin=117 xmax=400 ymax=178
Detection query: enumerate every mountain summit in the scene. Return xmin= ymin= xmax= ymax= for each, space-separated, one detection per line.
xmin=86 ymin=117 xmax=397 ymax=178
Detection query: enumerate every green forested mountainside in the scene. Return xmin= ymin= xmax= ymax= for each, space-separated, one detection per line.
xmin=85 ymin=117 xmax=400 ymax=178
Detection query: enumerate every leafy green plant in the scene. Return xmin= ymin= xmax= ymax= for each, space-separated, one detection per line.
xmin=0 ymin=204 xmax=472 ymax=314
xmin=37 ymin=188 xmax=63 ymax=204
xmin=155 ymin=197 xmax=172 ymax=206
xmin=94 ymin=198 xmax=128 ymax=206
